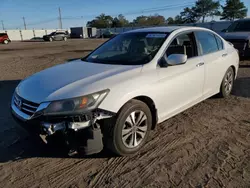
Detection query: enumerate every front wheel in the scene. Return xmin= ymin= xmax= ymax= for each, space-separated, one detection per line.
xmin=219 ymin=67 xmax=234 ymax=98
xmin=49 ymin=37 xmax=53 ymax=42
xmin=63 ymin=37 xmax=67 ymax=41
xmin=107 ymin=99 xmax=152 ymax=156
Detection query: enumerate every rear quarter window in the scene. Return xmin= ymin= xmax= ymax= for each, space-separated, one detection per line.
xmin=214 ymin=35 xmax=224 ymax=50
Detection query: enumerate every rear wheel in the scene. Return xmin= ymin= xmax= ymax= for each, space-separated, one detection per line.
xmin=63 ymin=37 xmax=67 ymax=41
xmin=3 ymin=40 xmax=9 ymax=44
xmin=106 ymin=99 xmax=152 ymax=156
xmin=219 ymin=67 xmax=234 ymax=98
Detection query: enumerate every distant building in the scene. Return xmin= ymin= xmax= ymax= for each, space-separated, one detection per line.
xmin=70 ymin=27 xmax=97 ymax=38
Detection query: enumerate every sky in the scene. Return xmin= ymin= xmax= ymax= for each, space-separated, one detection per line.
xmin=0 ymin=0 xmax=250 ymax=30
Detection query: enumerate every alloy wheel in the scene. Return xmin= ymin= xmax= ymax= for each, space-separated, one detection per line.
xmin=122 ymin=110 xmax=148 ymax=148
xmin=224 ymin=70 xmax=233 ymax=94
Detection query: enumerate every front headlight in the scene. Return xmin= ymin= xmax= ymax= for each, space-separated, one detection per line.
xmin=43 ymin=89 xmax=109 ymax=116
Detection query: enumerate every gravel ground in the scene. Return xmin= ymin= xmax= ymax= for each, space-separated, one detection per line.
xmin=0 ymin=40 xmax=250 ymax=188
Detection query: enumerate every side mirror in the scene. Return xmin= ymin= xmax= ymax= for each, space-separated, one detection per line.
xmin=167 ymin=54 xmax=187 ymax=66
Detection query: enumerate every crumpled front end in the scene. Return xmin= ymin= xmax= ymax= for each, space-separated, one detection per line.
xmin=11 ymin=92 xmax=115 ymax=156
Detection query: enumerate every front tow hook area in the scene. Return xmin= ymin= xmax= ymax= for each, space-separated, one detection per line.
xmin=41 ymin=122 xmax=66 ymax=135
xmin=40 ymin=121 xmax=104 ymax=156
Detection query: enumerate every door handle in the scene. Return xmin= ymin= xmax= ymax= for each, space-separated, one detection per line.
xmin=222 ymin=53 xmax=228 ymax=57
xmin=196 ymin=62 xmax=204 ymax=67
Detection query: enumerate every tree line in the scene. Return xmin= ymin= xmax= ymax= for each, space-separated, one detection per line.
xmin=87 ymin=0 xmax=248 ymax=28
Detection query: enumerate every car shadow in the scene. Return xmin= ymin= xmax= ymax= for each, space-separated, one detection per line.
xmin=232 ymin=77 xmax=250 ymax=98
xmin=239 ymin=64 xmax=250 ymax=68
xmin=0 ymin=80 xmax=115 ymax=163
xmin=21 ymin=37 xmax=44 ymax=42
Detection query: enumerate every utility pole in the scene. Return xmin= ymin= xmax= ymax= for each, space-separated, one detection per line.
xmin=1 ymin=20 xmax=5 ymax=30
xmin=22 ymin=17 xmax=27 ymax=30
xmin=58 ymin=7 xmax=62 ymax=29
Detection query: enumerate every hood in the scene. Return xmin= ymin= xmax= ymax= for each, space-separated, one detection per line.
xmin=219 ymin=32 xmax=250 ymax=40
xmin=16 ymin=60 xmax=142 ymax=103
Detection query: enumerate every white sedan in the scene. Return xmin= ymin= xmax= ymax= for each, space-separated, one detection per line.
xmin=11 ymin=26 xmax=239 ymax=156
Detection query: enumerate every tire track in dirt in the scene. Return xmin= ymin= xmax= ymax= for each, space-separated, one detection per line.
xmin=88 ymin=97 xmax=250 ymax=187
xmin=89 ymin=108 xmax=214 ymax=187
xmin=0 ymin=56 xmax=23 ymax=80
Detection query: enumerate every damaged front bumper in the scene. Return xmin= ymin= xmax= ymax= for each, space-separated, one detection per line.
xmin=11 ymin=98 xmax=115 ymax=155
xmin=40 ymin=120 xmax=92 ymax=136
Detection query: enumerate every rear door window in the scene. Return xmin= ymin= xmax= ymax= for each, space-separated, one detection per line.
xmin=195 ymin=31 xmax=219 ymax=55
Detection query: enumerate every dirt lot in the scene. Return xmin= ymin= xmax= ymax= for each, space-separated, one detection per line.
xmin=0 ymin=40 xmax=250 ymax=188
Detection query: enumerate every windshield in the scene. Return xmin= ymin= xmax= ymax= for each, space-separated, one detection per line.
xmin=227 ymin=21 xmax=250 ymax=32
xmin=49 ymin=32 xmax=56 ymax=35
xmin=84 ymin=32 xmax=169 ymax=65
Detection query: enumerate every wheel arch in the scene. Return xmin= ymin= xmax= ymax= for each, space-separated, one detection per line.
xmin=230 ymin=65 xmax=237 ymax=79
xmin=132 ymin=96 xmax=158 ymax=130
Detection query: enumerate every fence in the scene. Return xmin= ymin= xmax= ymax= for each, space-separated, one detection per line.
xmin=0 ymin=29 xmax=69 ymax=41
xmin=0 ymin=21 xmax=234 ymax=41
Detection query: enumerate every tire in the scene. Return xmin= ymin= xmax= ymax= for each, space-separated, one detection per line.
xmin=49 ymin=37 xmax=53 ymax=42
xmin=63 ymin=37 xmax=67 ymax=41
xmin=3 ymin=40 xmax=9 ymax=44
xmin=218 ymin=67 xmax=234 ymax=98
xmin=106 ymin=99 xmax=152 ymax=156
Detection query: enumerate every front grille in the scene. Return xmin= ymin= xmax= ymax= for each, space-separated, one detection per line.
xmin=13 ymin=94 xmax=39 ymax=116
xmin=226 ymin=39 xmax=247 ymax=50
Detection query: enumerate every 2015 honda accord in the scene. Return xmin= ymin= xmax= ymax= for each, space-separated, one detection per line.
xmin=11 ymin=27 xmax=239 ymax=156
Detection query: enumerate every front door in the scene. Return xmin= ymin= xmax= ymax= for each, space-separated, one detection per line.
xmin=155 ymin=32 xmax=205 ymax=120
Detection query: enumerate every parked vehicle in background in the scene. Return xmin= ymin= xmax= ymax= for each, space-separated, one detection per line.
xmin=0 ymin=33 xmax=11 ymax=44
xmin=220 ymin=18 xmax=250 ymax=57
xmin=11 ymin=26 xmax=239 ymax=156
xmin=43 ymin=30 xmax=70 ymax=42
xmin=100 ymin=30 xmax=117 ymax=38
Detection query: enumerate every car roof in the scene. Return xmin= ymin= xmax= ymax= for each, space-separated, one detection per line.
xmin=124 ymin=26 xmax=206 ymax=33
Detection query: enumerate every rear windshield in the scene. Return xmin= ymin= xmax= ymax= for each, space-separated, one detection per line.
xmin=0 ymin=33 xmax=7 ymax=37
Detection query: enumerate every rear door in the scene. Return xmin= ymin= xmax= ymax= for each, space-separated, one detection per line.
xmin=195 ymin=31 xmax=229 ymax=97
